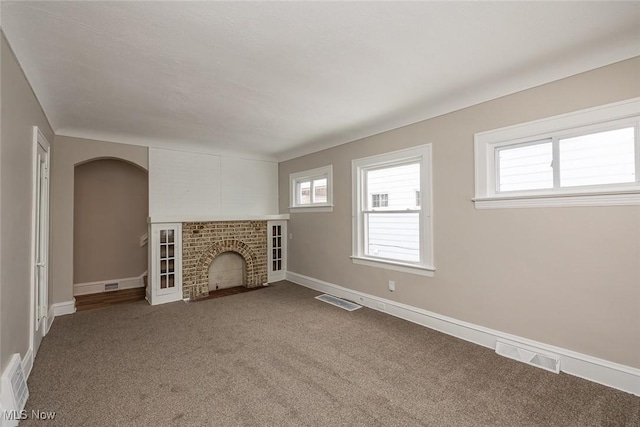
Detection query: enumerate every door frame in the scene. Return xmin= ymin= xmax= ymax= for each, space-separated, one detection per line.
xmin=29 ymin=126 xmax=51 ymax=369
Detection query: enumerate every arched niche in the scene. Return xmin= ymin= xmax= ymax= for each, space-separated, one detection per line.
xmin=73 ymin=158 xmax=149 ymax=288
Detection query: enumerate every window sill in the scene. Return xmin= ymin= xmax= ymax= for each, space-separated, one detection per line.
xmin=472 ymin=190 xmax=640 ymax=209
xmin=350 ymin=256 xmax=435 ymax=277
xmin=289 ymin=204 xmax=334 ymax=213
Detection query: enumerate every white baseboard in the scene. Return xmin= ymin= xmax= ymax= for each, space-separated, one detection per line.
xmin=286 ymin=271 xmax=640 ymax=396
xmin=148 ymin=292 xmax=183 ymax=306
xmin=268 ymin=272 xmax=286 ymax=283
xmin=20 ymin=348 xmax=33 ymax=380
xmin=73 ymin=271 xmax=147 ymax=296
xmin=52 ymin=299 xmax=76 ymax=317
xmin=46 ymin=305 xmax=55 ymax=334
xmin=42 ymin=300 xmax=75 ymax=346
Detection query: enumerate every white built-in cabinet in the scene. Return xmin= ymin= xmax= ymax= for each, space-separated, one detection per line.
xmin=148 ymin=223 xmax=183 ymax=305
xmin=267 ymin=220 xmax=287 ymax=282
xmin=148 ymin=219 xmax=287 ymax=305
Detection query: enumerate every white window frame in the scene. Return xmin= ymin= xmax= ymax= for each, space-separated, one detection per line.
xmin=289 ymin=165 xmax=333 ymax=212
xmin=351 ymin=144 xmax=434 ymax=277
xmin=474 ymin=97 xmax=640 ymax=209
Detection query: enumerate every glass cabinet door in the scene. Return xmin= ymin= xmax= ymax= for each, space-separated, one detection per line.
xmin=152 ymin=223 xmax=182 ymax=302
xmin=159 ymin=228 xmax=176 ymax=292
xmin=267 ymin=221 xmax=287 ymax=282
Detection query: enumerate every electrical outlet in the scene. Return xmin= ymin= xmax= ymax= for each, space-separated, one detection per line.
xmin=388 ymin=280 xmax=395 ymax=291
xmin=289 ymin=233 xmax=293 ymax=240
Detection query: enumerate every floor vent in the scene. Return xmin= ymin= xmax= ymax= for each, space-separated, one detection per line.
xmin=496 ymin=339 xmax=560 ymax=373
xmin=315 ymin=294 xmax=362 ymax=311
xmin=104 ymin=282 xmax=119 ymax=291
xmin=1 ymin=353 xmax=29 ymax=415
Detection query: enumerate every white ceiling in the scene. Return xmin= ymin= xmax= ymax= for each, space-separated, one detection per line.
xmin=2 ymin=2 xmax=639 ymax=161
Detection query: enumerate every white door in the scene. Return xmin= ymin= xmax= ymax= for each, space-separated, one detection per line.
xmin=33 ymin=128 xmax=50 ymax=355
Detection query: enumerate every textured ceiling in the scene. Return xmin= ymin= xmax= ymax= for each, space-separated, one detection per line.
xmin=2 ymin=1 xmax=640 ymax=161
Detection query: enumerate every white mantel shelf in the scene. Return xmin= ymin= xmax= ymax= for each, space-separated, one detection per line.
xmin=148 ymin=214 xmax=290 ymax=224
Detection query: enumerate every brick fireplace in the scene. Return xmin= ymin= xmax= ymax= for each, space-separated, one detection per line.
xmin=182 ymin=221 xmax=268 ymax=300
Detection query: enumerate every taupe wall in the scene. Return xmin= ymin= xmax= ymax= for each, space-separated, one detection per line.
xmin=74 ymin=159 xmax=148 ymax=284
xmin=0 ymin=33 xmax=55 ymax=371
xmin=51 ymin=136 xmax=148 ymax=304
xmin=279 ymin=57 xmax=640 ymax=369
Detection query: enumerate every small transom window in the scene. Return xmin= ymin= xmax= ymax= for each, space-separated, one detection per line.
xmin=474 ymin=98 xmax=640 ymax=208
xmin=289 ymin=165 xmax=333 ymax=212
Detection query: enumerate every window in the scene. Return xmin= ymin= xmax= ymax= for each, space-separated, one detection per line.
xmin=371 ymin=193 xmax=388 ymax=208
xmin=474 ymin=98 xmax=640 ymax=208
xmin=352 ymin=144 xmax=433 ymax=276
xmin=289 ymin=165 xmax=333 ymax=212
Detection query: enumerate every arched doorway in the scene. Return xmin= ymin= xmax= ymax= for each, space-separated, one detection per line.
xmin=73 ymin=158 xmax=148 ymax=309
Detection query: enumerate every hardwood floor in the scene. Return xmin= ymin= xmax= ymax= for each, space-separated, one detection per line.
xmin=76 ymin=284 xmax=266 ymax=311
xmin=75 ymin=287 xmax=146 ymax=311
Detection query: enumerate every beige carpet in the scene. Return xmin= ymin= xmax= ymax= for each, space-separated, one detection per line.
xmin=22 ymin=281 xmax=639 ymax=426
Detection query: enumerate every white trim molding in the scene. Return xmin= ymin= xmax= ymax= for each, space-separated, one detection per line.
xmin=474 ymin=97 xmax=640 ymax=209
xmin=43 ymin=301 xmax=76 ymax=340
xmin=29 ymin=126 xmax=51 ymax=379
xmin=473 ymin=190 xmax=640 ymax=209
xmin=46 ymin=305 xmax=55 ymax=334
xmin=148 ymin=214 xmax=289 ymax=224
xmin=288 ymin=205 xmax=334 ymax=213
xmin=52 ymin=300 xmax=76 ymax=317
xmin=286 ymin=271 xmax=640 ymax=396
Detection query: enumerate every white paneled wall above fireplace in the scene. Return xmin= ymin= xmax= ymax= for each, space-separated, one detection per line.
xmin=149 ymin=148 xmax=278 ymax=217
xmin=221 ymin=157 xmax=278 ymax=216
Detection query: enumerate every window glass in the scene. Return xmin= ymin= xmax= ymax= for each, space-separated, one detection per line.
xmin=367 ymin=163 xmax=419 ymax=210
xmin=298 ymin=181 xmax=311 ymax=205
xmin=363 ymin=162 xmax=421 ymax=263
xmin=366 ymin=212 xmax=420 ymax=261
xmin=498 ymin=141 xmax=553 ymax=192
xmin=559 ymin=127 xmax=635 ymax=187
xmin=312 ymin=178 xmax=327 ymax=203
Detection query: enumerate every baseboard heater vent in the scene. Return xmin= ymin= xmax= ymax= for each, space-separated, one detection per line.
xmin=315 ymin=294 xmax=362 ymax=311
xmin=1 ymin=353 xmax=29 ymax=415
xmin=104 ymin=282 xmax=119 ymax=291
xmin=496 ymin=339 xmax=560 ymax=373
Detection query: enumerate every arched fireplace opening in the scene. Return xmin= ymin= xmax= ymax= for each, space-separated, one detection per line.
xmin=208 ymin=252 xmax=247 ymax=291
